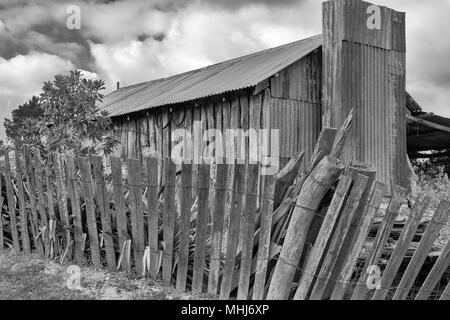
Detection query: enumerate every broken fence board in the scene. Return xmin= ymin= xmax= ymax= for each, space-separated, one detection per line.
xmin=294 ymin=175 xmax=353 ymax=300
xmin=415 ymin=224 xmax=450 ymax=300
xmin=310 ymin=174 xmax=369 ymax=300
xmin=330 ymin=182 xmax=386 ymax=300
xmin=351 ymin=185 xmax=407 ymax=300
xmin=267 ymin=156 xmax=344 ymax=300
xmin=372 ymin=194 xmax=430 ymax=300
xmin=392 ymin=199 xmax=450 ymax=300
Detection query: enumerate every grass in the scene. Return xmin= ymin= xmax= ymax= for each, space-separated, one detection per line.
xmin=0 ymin=249 xmax=211 ymax=300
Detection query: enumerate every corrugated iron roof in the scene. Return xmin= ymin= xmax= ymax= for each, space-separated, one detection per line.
xmin=406 ymin=92 xmax=423 ymax=115
xmin=100 ymin=34 xmax=323 ymax=117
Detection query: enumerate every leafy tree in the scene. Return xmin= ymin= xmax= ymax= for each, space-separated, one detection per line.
xmin=4 ymin=70 xmax=119 ymax=156
xmin=4 ymin=96 xmax=44 ymax=149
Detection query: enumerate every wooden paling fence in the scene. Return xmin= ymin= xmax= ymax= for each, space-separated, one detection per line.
xmin=1 ymin=130 xmax=450 ymax=300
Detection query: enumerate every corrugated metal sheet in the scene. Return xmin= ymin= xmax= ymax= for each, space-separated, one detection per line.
xmin=270 ymin=98 xmax=321 ymax=164
xmin=100 ymin=35 xmax=323 ymax=117
xmin=406 ymin=92 xmax=423 ymax=115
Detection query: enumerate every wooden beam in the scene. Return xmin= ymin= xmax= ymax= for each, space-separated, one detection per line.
xmin=407 ymin=114 xmax=450 ymax=134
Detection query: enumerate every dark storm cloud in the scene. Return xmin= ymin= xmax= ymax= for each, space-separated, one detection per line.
xmin=0 ymin=0 xmax=196 ymax=71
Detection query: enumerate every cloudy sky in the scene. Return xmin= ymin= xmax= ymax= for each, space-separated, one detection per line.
xmin=0 ymin=0 xmax=449 ymax=140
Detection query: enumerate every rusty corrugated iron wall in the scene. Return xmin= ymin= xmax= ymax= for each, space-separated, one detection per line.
xmin=323 ymin=0 xmax=407 ymax=191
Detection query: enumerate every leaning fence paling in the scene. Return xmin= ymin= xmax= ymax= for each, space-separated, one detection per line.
xmin=2 ymin=123 xmax=450 ymax=299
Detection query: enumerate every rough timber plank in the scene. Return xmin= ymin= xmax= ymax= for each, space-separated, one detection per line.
xmin=252 ymin=174 xmax=276 ymax=300
xmin=23 ymin=147 xmax=44 ymax=255
xmin=76 ymin=157 xmax=102 ymax=268
xmin=351 ymin=185 xmax=407 ymax=300
xmin=330 ymin=182 xmax=386 ymax=300
xmin=127 ymin=158 xmax=146 ymax=275
xmin=65 ymin=155 xmax=85 ymax=263
xmin=294 ymin=175 xmax=353 ymax=300
xmin=176 ymin=162 xmax=192 ymax=291
xmin=219 ymin=163 xmax=245 ymax=300
xmin=208 ymin=162 xmax=229 ymax=296
xmin=162 ymin=158 xmax=176 ymax=285
xmin=92 ymin=156 xmax=116 ymax=270
xmin=110 ymin=157 xmax=130 ymax=272
xmin=15 ymin=151 xmax=31 ymax=254
xmin=145 ymin=156 xmax=159 ymax=279
xmin=237 ymin=164 xmax=259 ymax=300
xmin=392 ymin=200 xmax=450 ymax=300
xmin=192 ymin=163 xmax=210 ymax=293
xmin=2 ymin=150 xmax=20 ymax=252
xmin=372 ymin=194 xmax=430 ymax=300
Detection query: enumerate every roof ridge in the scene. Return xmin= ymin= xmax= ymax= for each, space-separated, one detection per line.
xmin=114 ymin=34 xmax=323 ymax=93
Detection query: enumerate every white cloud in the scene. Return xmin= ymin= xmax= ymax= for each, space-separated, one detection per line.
xmin=0 ymin=52 xmax=74 ymax=139
xmin=89 ymin=0 xmax=320 ymax=91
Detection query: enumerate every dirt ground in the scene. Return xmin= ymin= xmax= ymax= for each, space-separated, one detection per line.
xmin=0 ymin=249 xmax=210 ymax=300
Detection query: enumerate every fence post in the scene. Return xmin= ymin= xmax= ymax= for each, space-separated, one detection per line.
xmin=372 ymin=193 xmax=430 ymax=300
xmin=2 ymin=150 xmax=20 ymax=252
xmin=23 ymin=147 xmax=44 ymax=256
xmin=92 ymin=155 xmax=116 ymax=270
xmin=309 ymin=174 xmax=369 ymax=300
xmin=237 ymin=163 xmax=259 ymax=300
xmin=176 ymin=162 xmax=192 ymax=291
xmin=162 ymin=158 xmax=176 ymax=284
xmin=65 ymin=155 xmax=86 ymax=264
xmin=252 ymin=173 xmax=276 ymax=300
xmin=192 ymin=162 xmax=210 ymax=293
xmin=32 ymin=149 xmax=51 ymax=257
xmin=330 ymin=182 xmax=386 ymax=300
xmin=0 ymin=174 xmax=4 ymax=250
xmin=351 ymin=185 xmax=407 ymax=300
xmin=110 ymin=157 xmax=130 ymax=272
xmin=54 ymin=153 xmax=71 ymax=257
xmin=127 ymin=158 xmax=146 ymax=275
xmin=76 ymin=157 xmax=102 ymax=268
xmin=145 ymin=156 xmax=160 ymax=279
xmin=14 ymin=151 xmax=31 ymax=254
xmin=219 ymin=163 xmax=245 ymax=300
xmin=293 ymin=175 xmax=353 ymax=300
xmin=46 ymin=160 xmax=58 ymax=257
xmin=208 ymin=160 xmax=229 ymax=296
xmin=393 ymin=199 xmax=450 ymax=300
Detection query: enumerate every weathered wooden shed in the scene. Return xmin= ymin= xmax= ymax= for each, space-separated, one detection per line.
xmin=101 ymin=0 xmax=444 ymax=191
xmin=101 ymin=34 xmax=323 ymax=171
